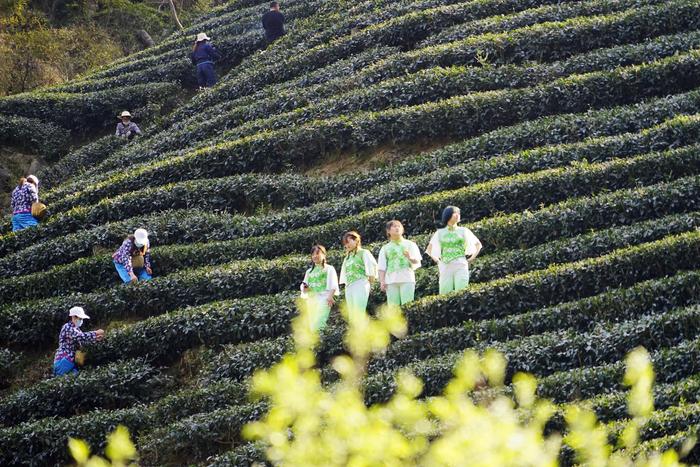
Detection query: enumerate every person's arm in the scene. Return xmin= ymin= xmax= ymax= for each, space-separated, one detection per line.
xmin=338 ymin=258 xmax=347 ymax=286
xmin=210 ymin=44 xmax=222 ymax=61
xmin=377 ymin=246 xmax=387 ymax=291
xmin=327 ymin=265 xmax=340 ymax=297
xmin=465 ymin=228 xmax=482 ymax=261
xmin=407 ymin=241 xmax=422 ymax=269
xmin=144 ymin=242 xmax=152 ymax=273
xmin=115 ymin=123 xmax=121 ymax=137
xmin=427 ymin=231 xmax=441 ymax=263
xmin=28 ymin=185 xmax=38 ymax=203
xmin=132 ymin=123 xmax=142 ymax=135
xmin=115 ymin=240 xmax=136 ymax=278
xmin=71 ymin=326 xmax=98 ymax=346
xmin=300 ymin=269 xmax=310 ymax=297
xmin=363 ymin=250 xmax=378 ymax=283
xmin=326 ymin=265 xmax=338 ymax=305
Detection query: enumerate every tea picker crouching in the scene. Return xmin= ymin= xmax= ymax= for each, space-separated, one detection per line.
xmin=53 ymin=307 xmax=104 ymax=377
xmin=113 ymin=228 xmax=153 ymax=284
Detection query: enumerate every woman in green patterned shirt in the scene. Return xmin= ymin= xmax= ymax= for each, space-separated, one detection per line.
xmin=300 ymin=245 xmax=339 ymax=331
xmin=339 ymin=231 xmax=378 ymax=323
xmin=427 ymin=206 xmax=482 ymax=294
xmin=378 ymin=220 xmax=422 ymax=306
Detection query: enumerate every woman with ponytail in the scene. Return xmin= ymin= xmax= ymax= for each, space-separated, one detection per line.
xmin=426 ymin=206 xmax=482 ymax=294
xmin=339 ymin=231 xmax=377 ymax=322
xmin=300 ymin=244 xmax=339 ymax=331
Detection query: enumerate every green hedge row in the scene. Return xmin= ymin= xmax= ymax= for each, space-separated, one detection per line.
xmin=363 ymin=304 xmax=700 ymax=405
xmin=0 ymin=116 xmax=69 ymax=161
xmin=57 ymin=47 xmax=700 ymax=207
xmin=0 ymin=376 xmax=250 ymax=466
xmin=204 ymin=257 xmax=700 ymax=384
xmin=3 ymin=170 xmax=697 ymax=315
xmin=0 ymin=359 xmax=166 ymax=427
xmin=537 ymin=336 xmax=700 ymax=402
xmin=16 ymin=114 xmax=700 ymax=262
xmin=360 ymin=0 xmax=700 ymax=84
xmin=138 ymin=402 xmax=269 ymax=464
xmin=627 ymin=428 xmax=698 ymax=463
xmin=206 ymin=443 xmax=268 ymax=467
xmin=0 ymin=82 xmax=178 ymax=134
xmin=422 ymin=0 xmax=665 ymax=46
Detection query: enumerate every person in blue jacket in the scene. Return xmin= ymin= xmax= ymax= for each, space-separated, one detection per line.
xmin=191 ymin=32 xmax=222 ymax=89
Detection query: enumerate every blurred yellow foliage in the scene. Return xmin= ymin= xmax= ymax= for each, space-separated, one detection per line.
xmin=244 ymin=300 xmax=694 ymax=466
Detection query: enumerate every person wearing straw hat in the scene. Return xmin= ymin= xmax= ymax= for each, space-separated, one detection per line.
xmin=115 ymin=111 xmax=142 ymax=140
xmin=10 ymin=175 xmax=40 ymax=231
xmin=53 ymin=307 xmax=104 ymax=377
xmin=191 ymin=32 xmax=221 ymax=89
xmin=427 ymin=206 xmax=482 ymax=295
xmin=112 ymin=228 xmax=153 ymax=283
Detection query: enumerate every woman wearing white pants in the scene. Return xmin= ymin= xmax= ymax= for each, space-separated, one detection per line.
xmin=427 ymin=206 xmax=482 ymax=295
xmin=300 ymin=245 xmax=339 ymax=331
xmin=339 ymin=231 xmax=377 ymax=323
xmin=378 ymin=220 xmax=422 ymax=306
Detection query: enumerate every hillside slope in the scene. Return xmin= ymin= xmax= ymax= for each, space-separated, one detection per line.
xmin=2 ymin=0 xmax=700 ymax=465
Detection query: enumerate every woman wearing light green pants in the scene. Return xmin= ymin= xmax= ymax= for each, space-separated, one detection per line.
xmin=427 ymin=206 xmax=482 ymax=295
xmin=378 ymin=220 xmax=422 ymax=306
xmin=339 ymin=231 xmax=377 ymax=322
xmin=300 ymin=245 xmax=339 ymax=331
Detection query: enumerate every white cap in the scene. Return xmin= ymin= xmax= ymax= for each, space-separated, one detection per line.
xmin=69 ymin=306 xmax=90 ymax=319
xmin=134 ymin=228 xmax=149 ymax=247
xmin=196 ymin=32 xmax=210 ymax=42
xmin=119 ymin=111 xmax=132 ymax=118
xmin=26 ymin=175 xmax=38 ymax=185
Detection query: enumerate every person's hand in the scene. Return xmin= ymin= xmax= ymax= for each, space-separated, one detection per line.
xmin=129 ymin=272 xmax=138 ymax=282
xmin=95 ymin=329 xmax=105 ymax=341
xmin=302 ymin=282 xmax=309 ymax=291
xmin=403 ymin=249 xmax=411 ymax=259
xmin=146 ymin=266 xmax=152 ymax=275
xmin=380 ymin=281 xmax=387 ymax=292
xmin=326 ymin=296 xmax=335 ymax=307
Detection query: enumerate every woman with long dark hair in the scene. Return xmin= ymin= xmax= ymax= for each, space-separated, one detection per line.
xmin=300 ymin=244 xmax=339 ymax=331
xmin=426 ymin=206 xmax=482 ymax=294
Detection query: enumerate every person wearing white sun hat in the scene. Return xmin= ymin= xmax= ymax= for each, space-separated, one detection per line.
xmin=191 ymin=32 xmax=221 ymax=88
xmin=53 ymin=307 xmax=104 ymax=377
xmin=115 ymin=110 xmax=142 ymax=140
xmin=112 ymin=228 xmax=153 ymax=283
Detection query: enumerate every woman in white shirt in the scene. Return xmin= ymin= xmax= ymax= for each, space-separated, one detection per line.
xmin=300 ymin=244 xmax=339 ymax=331
xmin=378 ymin=220 xmax=422 ymax=306
xmin=427 ymin=206 xmax=482 ymax=294
xmin=339 ymin=231 xmax=377 ymax=323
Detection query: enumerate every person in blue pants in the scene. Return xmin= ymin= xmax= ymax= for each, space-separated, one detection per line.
xmin=191 ymin=32 xmax=221 ymax=88
xmin=53 ymin=306 xmax=104 ymax=377
xmin=112 ymin=228 xmax=153 ymax=283
xmin=10 ymin=175 xmax=39 ymax=232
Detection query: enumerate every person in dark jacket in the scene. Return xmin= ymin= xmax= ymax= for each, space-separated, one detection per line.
xmin=262 ymin=2 xmax=285 ymax=43
xmin=191 ymin=33 xmax=222 ymax=88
